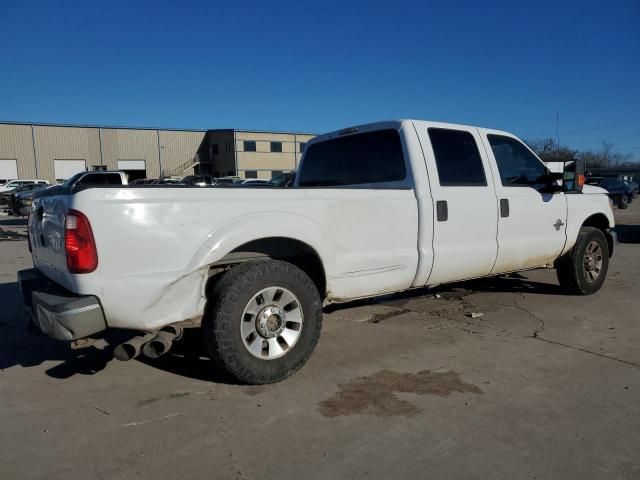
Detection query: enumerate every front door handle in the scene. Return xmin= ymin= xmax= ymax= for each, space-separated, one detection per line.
xmin=500 ymin=198 xmax=509 ymax=218
xmin=436 ymin=200 xmax=448 ymax=222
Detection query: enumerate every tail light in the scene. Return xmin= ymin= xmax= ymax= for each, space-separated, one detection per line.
xmin=65 ymin=209 xmax=98 ymax=273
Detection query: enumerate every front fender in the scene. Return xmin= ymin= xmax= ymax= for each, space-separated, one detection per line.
xmin=561 ymin=194 xmax=615 ymax=257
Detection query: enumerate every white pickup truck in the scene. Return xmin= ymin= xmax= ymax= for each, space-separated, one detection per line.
xmin=19 ymin=120 xmax=615 ymax=384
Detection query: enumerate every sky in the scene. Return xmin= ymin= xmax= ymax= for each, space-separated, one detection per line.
xmin=1 ymin=0 xmax=638 ymax=159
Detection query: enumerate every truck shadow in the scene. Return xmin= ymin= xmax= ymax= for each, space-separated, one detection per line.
xmin=0 ymin=279 xmax=116 ymax=378
xmin=1 ymin=281 xmax=237 ymax=382
xmin=136 ymin=328 xmax=238 ymax=384
xmin=324 ymin=273 xmax=565 ymax=314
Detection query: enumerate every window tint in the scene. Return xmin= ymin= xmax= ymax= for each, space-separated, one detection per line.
xmin=270 ymin=142 xmax=282 ymax=153
xmin=428 ymin=128 xmax=486 ymax=186
xmin=297 ymin=129 xmax=406 ymax=187
xmin=244 ymin=141 xmax=256 ymax=152
xmin=106 ymin=174 xmax=123 ymax=185
xmin=244 ymin=170 xmax=257 ymax=179
xmin=212 ymin=144 xmax=219 ymax=155
xmin=488 ymin=135 xmax=547 ymax=187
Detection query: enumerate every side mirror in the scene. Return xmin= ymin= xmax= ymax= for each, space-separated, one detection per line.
xmin=561 ymin=159 xmax=585 ymax=193
xmin=544 ymin=159 xmax=584 ymax=193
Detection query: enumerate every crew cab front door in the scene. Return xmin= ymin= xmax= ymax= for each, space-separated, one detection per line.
xmin=479 ymin=131 xmax=567 ymax=274
xmin=416 ymin=124 xmax=499 ymax=285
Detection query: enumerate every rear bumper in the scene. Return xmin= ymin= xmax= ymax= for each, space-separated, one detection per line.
xmin=18 ymin=268 xmax=107 ymax=341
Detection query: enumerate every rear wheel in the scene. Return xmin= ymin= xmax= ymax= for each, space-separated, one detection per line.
xmin=556 ymin=227 xmax=609 ymax=295
xmin=202 ymin=260 xmax=323 ymax=384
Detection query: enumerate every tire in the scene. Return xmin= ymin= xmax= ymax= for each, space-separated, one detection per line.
xmin=619 ymin=196 xmax=629 ymax=209
xmin=556 ymin=227 xmax=609 ymax=295
xmin=202 ymin=260 xmax=323 ymax=384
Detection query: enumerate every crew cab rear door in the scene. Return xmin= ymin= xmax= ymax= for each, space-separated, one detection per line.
xmin=479 ymin=130 xmax=567 ymax=273
xmin=415 ymin=123 xmax=499 ymax=285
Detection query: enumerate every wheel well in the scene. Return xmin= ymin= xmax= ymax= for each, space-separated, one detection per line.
xmin=582 ymin=213 xmax=614 ymax=256
xmin=209 ymin=237 xmax=326 ymax=297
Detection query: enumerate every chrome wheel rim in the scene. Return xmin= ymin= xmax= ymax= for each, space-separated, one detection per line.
xmin=240 ymin=286 xmax=304 ymax=360
xmin=583 ymin=241 xmax=603 ymax=283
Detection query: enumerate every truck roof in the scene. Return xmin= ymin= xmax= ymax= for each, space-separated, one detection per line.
xmin=310 ymin=119 xmax=513 ymax=145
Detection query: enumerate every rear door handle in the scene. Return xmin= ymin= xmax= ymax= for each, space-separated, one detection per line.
xmin=436 ymin=200 xmax=448 ymax=222
xmin=500 ymin=198 xmax=509 ymax=218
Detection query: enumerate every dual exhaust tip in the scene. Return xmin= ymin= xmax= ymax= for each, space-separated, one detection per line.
xmin=113 ymin=325 xmax=183 ymax=362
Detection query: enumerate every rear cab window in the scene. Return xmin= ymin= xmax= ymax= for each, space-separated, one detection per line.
xmin=297 ymin=129 xmax=406 ymax=187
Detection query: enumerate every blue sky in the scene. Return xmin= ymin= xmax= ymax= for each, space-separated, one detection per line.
xmin=1 ymin=0 xmax=638 ymax=158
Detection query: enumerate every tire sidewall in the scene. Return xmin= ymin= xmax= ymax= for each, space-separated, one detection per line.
xmin=205 ymin=261 xmax=323 ymax=383
xmin=573 ymin=229 xmax=609 ymax=294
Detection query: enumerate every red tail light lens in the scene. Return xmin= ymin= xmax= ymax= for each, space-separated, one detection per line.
xmin=65 ymin=209 xmax=98 ymax=273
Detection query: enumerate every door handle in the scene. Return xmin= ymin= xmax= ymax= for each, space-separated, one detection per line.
xmin=500 ymin=198 xmax=509 ymax=218
xmin=436 ymin=200 xmax=448 ymax=222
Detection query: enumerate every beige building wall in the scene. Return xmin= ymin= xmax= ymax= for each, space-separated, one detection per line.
xmin=234 ymin=131 xmax=315 ymax=178
xmin=0 ymin=124 xmax=37 ymax=179
xmin=1 ymin=123 xmax=315 ymax=183
xmin=100 ymin=128 xmax=160 ymax=178
xmin=159 ymin=130 xmax=206 ymax=176
xmin=33 ymin=126 xmax=102 ymax=182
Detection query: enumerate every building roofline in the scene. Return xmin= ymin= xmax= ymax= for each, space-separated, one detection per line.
xmin=206 ymin=128 xmax=317 ymax=135
xmin=0 ymin=120 xmax=207 ymax=132
xmin=0 ymin=120 xmax=316 ymax=135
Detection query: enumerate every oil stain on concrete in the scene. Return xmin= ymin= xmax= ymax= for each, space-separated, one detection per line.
xmin=318 ymin=369 xmax=483 ymax=418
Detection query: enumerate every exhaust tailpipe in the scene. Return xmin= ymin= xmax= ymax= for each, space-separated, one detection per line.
xmin=142 ymin=326 xmax=183 ymax=359
xmin=113 ymin=332 xmax=158 ymax=361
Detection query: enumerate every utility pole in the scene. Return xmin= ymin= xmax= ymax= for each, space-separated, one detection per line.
xmin=556 ymin=109 xmax=560 ymax=151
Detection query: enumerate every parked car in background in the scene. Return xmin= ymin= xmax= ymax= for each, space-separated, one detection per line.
xmin=624 ymin=179 xmax=638 ymax=198
xmin=181 ymin=175 xmax=214 ymax=186
xmin=598 ymin=177 xmax=634 ymax=209
xmin=214 ymin=176 xmax=243 ymax=185
xmin=129 ymin=178 xmax=158 ymax=185
xmin=241 ymin=179 xmax=271 ymax=185
xmin=9 ymin=184 xmax=51 ymax=216
xmin=1 ymin=183 xmax=49 ymax=207
xmin=0 ymin=179 xmax=49 ymax=194
xmin=154 ymin=178 xmax=181 ymax=185
xmin=269 ymin=171 xmax=296 ymax=187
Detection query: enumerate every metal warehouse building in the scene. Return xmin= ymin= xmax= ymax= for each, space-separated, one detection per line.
xmin=0 ymin=122 xmax=315 ymax=184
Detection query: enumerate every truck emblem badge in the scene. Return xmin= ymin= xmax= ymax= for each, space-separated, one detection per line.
xmin=554 ymin=219 xmax=565 ymax=231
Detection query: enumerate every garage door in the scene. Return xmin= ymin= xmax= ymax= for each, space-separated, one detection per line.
xmin=54 ymin=160 xmax=87 ymax=182
xmin=117 ymin=160 xmax=146 ymax=170
xmin=0 ymin=159 xmax=18 ymax=182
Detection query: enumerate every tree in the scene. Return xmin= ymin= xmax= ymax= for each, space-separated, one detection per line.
xmin=525 ymin=138 xmax=577 ymax=163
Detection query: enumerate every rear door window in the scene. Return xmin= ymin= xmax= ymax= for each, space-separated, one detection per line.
xmin=297 ymin=129 xmax=406 ymax=187
xmin=428 ymin=128 xmax=487 ymax=186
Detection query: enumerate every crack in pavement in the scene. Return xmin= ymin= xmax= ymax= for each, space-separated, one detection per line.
xmin=513 ymin=303 xmax=546 ymax=338
xmin=532 ymin=336 xmax=640 ymax=368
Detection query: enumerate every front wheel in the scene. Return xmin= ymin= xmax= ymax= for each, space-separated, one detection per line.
xmin=556 ymin=227 xmax=609 ymax=295
xmin=202 ymin=260 xmax=323 ymax=384
xmin=619 ymin=196 xmax=629 ymax=209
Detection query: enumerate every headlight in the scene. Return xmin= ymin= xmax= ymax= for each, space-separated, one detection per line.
xmin=20 ymin=198 xmax=32 ymax=206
